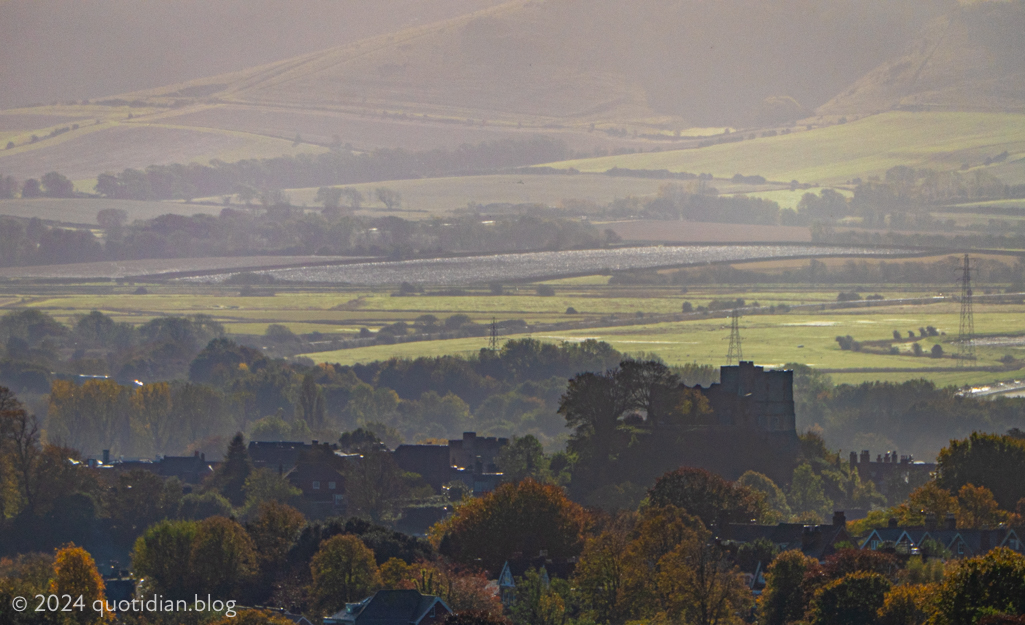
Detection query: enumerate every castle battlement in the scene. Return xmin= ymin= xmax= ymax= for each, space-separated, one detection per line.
xmin=699 ymin=361 xmax=796 ymax=432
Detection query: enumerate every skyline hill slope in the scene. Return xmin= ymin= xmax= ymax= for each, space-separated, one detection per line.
xmin=0 ymin=0 xmax=502 ymax=110
xmin=819 ymin=0 xmax=1025 ymax=115
xmin=2 ymin=0 xmax=1022 ymax=184
xmin=127 ymin=0 xmax=957 ymax=127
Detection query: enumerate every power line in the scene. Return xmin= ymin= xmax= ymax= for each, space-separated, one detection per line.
xmin=489 ymin=317 xmax=499 ymax=351
xmin=957 ymin=253 xmax=976 ymax=368
xmin=726 ymin=310 xmax=743 ymax=365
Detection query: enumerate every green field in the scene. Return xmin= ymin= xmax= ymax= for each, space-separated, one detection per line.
xmin=6 ymin=257 xmax=1025 ymax=390
xmin=301 ymin=301 xmax=1025 ymax=387
xmin=542 ymin=112 xmax=1025 ymax=186
xmin=0 ymin=198 xmax=224 ymax=225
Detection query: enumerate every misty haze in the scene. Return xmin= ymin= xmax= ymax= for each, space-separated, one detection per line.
xmin=0 ymin=1 xmax=1024 ymax=624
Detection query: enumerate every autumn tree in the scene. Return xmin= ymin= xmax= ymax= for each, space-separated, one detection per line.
xmin=758 ymin=550 xmax=817 ymax=625
xmin=737 ymin=471 xmax=791 ymax=523
xmin=49 ymin=544 xmax=108 ymax=624
xmin=247 ymin=501 xmax=305 ymax=569
xmin=877 ymin=583 xmax=938 ymax=625
xmin=310 ymin=534 xmax=381 ymax=615
xmin=106 ymin=469 xmax=172 ymax=547
xmin=573 ymin=528 xmax=631 ymax=625
xmin=956 ymin=484 xmax=1008 ymax=528
xmin=443 ymin=611 xmax=512 ymax=625
xmin=0 ymin=386 xmax=42 ymax=516
xmin=297 ymin=372 xmax=326 ymax=431
xmin=190 ymin=516 xmax=258 ymax=600
xmin=132 ymin=520 xmax=199 ymax=600
xmin=40 ymin=172 xmax=75 ymax=198
xmin=315 ymin=186 xmax=344 ymax=210
xmin=510 ymin=567 xmax=568 ymax=625
xmin=206 ymin=609 xmax=296 ymax=625
xmin=241 ymin=468 xmax=302 ymax=515
xmin=788 ymin=463 xmax=834 ymax=521
xmin=647 ymin=467 xmax=766 ymax=528
xmin=344 ymin=447 xmax=410 ymax=523
xmin=933 ymin=547 xmax=1025 ymax=624
xmin=375 ymin=187 xmax=402 ymax=210
xmin=409 ymin=560 xmax=504 ymax=616
xmin=495 ymin=435 xmax=553 ymax=484
xmin=658 ymin=534 xmax=751 ymax=625
xmin=937 ymin=433 xmax=1025 ymax=509
xmin=808 ymin=571 xmax=891 ymax=625
xmin=434 ymin=479 xmax=588 ymax=573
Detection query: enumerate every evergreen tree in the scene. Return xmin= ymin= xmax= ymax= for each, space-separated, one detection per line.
xmin=209 ymin=432 xmax=252 ymax=507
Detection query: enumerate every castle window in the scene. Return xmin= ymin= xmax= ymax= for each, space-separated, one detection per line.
xmin=329 ymin=481 xmax=336 ymax=490
xmin=312 ymin=481 xmax=320 ymax=490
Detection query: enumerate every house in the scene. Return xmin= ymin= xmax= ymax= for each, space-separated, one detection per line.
xmin=248 ymin=440 xmax=314 ymax=473
xmin=719 ymin=511 xmax=855 ymax=562
xmin=859 ymin=514 xmax=1023 ymax=558
xmin=278 ymin=612 xmax=314 ymax=625
xmin=496 ymin=554 xmax=576 ymax=606
xmin=393 ymin=444 xmax=451 ymax=492
xmin=323 ymin=590 xmax=452 ymax=625
xmin=110 ymin=451 xmax=214 ymax=484
xmin=449 ymin=432 xmax=507 ymax=474
xmin=498 ymin=559 xmax=548 ymax=606
xmin=284 ymin=443 xmax=351 ymax=517
xmin=848 ymin=449 xmax=935 ymax=501
xmin=392 ymin=432 xmax=508 ymax=497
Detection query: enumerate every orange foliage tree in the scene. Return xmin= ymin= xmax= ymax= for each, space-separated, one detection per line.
xmin=432 ymin=478 xmax=588 ymax=573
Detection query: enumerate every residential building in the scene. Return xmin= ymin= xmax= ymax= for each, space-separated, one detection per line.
xmin=719 ymin=511 xmax=855 ymax=561
xmin=323 ymin=590 xmax=451 ymax=625
xmin=848 ymin=449 xmax=935 ymax=501
xmin=859 ymin=514 xmax=1023 ymax=557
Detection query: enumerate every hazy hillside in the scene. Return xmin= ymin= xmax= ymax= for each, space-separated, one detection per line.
xmin=819 ymin=0 xmax=1025 ymax=115
xmin=7 ymin=0 xmax=1024 ymax=183
xmin=0 ymin=0 xmax=501 ymax=109
xmin=146 ymin=0 xmax=954 ymax=127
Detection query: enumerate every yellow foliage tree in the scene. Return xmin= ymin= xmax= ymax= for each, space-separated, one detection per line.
xmin=310 ymin=534 xmax=381 ymax=616
xmin=49 ymin=544 xmax=109 ymax=624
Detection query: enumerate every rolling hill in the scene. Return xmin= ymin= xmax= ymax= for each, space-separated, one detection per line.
xmin=2 ymin=0 xmax=1022 ymax=188
xmin=819 ymin=0 xmax=1025 ymax=115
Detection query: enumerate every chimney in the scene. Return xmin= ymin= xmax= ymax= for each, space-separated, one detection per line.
xmin=860 ymin=450 xmax=870 ymax=464
xmin=201 ymin=452 xmax=205 ymax=462
xmin=102 ymin=449 xmax=110 ymax=464
xmin=850 ymin=451 xmax=858 ymax=466
xmin=946 ymin=513 xmax=957 ymax=531
xmin=888 ymin=517 xmax=899 ymax=529
xmin=194 ymin=450 xmax=199 ymax=457
xmin=925 ymin=513 xmax=937 ymax=531
xmin=832 ymin=511 xmax=846 ymax=527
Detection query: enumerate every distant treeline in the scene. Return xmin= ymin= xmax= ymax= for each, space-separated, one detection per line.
xmin=93 ymin=136 xmax=569 ymax=201
xmin=794 ymin=367 xmax=1025 ymax=462
xmin=0 ymin=304 xmax=718 ymax=455
xmin=0 ymin=210 xmax=618 ymax=267
xmin=812 ymin=225 xmax=1025 ymax=250
xmin=656 ymin=256 xmax=1025 ymax=287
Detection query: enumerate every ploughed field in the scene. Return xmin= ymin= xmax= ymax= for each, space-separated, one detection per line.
xmin=188 ymin=245 xmax=909 ymax=286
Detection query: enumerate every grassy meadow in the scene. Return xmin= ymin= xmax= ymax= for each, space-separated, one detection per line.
xmin=543 ymin=112 xmax=1025 ymax=186
xmin=7 ymin=268 xmax=1025 ymax=389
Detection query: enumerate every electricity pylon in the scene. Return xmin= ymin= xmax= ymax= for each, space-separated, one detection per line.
xmin=726 ymin=310 xmax=743 ymax=365
xmin=957 ymin=253 xmax=976 ymax=367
